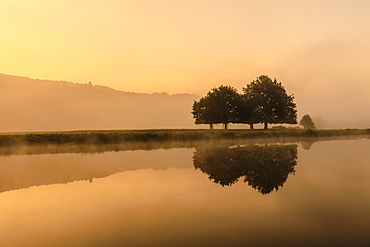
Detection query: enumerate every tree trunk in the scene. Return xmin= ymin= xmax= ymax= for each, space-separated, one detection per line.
xmin=209 ymin=124 xmax=213 ymax=129
xmin=249 ymin=123 xmax=254 ymax=130
xmin=224 ymin=123 xmax=228 ymax=129
xmin=264 ymin=122 xmax=268 ymax=129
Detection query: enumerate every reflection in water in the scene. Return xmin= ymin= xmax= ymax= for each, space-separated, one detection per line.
xmin=193 ymin=144 xmax=298 ymax=194
xmin=301 ymin=140 xmax=315 ymax=150
xmin=0 ymin=149 xmax=193 ymax=193
xmin=1 ymin=139 xmax=370 ymax=246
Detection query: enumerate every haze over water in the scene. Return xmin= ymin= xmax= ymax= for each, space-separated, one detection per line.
xmin=0 ymin=138 xmax=369 ymax=246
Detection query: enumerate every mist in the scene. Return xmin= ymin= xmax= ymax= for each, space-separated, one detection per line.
xmin=2 ymin=1 xmax=370 ymax=130
xmin=274 ymin=37 xmax=370 ymax=129
xmin=1 ymin=70 xmax=369 ymax=131
xmin=0 ymin=73 xmax=200 ymax=132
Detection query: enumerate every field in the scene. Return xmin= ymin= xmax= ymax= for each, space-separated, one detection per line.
xmin=0 ymin=128 xmax=369 ymax=146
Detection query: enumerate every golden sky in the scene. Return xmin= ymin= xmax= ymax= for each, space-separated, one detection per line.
xmin=1 ymin=0 xmax=370 ymax=99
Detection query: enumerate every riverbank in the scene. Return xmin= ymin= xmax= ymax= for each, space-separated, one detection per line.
xmin=0 ymin=128 xmax=369 ymax=146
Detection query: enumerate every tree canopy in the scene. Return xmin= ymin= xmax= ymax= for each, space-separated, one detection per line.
xmin=192 ymin=75 xmax=297 ymax=129
xmin=192 ymin=85 xmax=240 ymax=129
xmin=242 ymin=75 xmax=297 ymax=129
xmin=300 ymin=114 xmax=316 ymax=129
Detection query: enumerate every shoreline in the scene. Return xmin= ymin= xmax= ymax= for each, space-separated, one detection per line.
xmin=0 ymin=128 xmax=369 ymax=146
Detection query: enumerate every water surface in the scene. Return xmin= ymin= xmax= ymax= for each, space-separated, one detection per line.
xmin=0 ymin=138 xmax=369 ymax=246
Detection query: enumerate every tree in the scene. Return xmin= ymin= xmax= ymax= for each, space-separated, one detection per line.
xmin=300 ymin=114 xmax=316 ymax=129
xmin=192 ymin=97 xmax=216 ymax=129
xmin=236 ymin=94 xmax=258 ymax=129
xmin=242 ymin=75 xmax=297 ymax=129
xmin=192 ymin=85 xmax=240 ymax=129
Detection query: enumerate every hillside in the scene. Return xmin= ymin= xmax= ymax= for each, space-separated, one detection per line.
xmin=0 ymin=73 xmax=199 ymax=132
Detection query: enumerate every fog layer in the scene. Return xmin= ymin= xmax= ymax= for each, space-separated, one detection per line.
xmin=1 ymin=72 xmax=369 ymax=131
xmin=0 ymin=74 xmax=199 ymax=132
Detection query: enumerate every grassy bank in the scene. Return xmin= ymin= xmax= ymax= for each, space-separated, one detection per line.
xmin=0 ymin=128 xmax=369 ymax=146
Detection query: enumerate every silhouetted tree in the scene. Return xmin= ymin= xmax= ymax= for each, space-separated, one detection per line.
xmin=192 ymin=97 xmax=216 ymax=129
xmin=234 ymin=94 xmax=258 ymax=129
xmin=299 ymin=114 xmax=316 ymax=129
xmin=193 ymin=144 xmax=298 ymax=194
xmin=192 ymin=85 xmax=240 ymax=129
xmin=242 ymin=75 xmax=297 ymax=129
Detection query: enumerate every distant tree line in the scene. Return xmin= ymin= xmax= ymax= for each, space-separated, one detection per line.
xmin=192 ymin=75 xmax=297 ymax=129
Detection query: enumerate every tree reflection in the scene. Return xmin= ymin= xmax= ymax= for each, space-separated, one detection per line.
xmin=301 ymin=140 xmax=315 ymax=150
xmin=193 ymin=144 xmax=298 ymax=194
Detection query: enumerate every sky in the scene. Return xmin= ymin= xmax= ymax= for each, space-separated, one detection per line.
xmin=1 ymin=0 xmax=370 ymax=127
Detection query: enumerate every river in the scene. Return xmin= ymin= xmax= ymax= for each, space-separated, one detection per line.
xmin=0 ymin=137 xmax=369 ymax=246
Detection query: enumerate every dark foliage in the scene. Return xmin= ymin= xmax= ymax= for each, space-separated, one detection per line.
xmin=242 ymin=75 xmax=297 ymax=129
xmin=192 ymin=75 xmax=297 ymax=129
xmin=192 ymin=85 xmax=240 ymax=129
xmin=300 ymin=114 xmax=316 ymax=129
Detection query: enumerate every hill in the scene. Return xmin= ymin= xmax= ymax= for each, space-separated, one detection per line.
xmin=0 ymin=73 xmax=199 ymax=132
